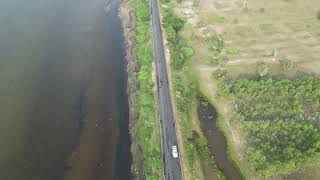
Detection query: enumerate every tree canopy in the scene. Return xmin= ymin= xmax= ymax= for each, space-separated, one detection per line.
xmin=229 ymin=77 xmax=320 ymax=177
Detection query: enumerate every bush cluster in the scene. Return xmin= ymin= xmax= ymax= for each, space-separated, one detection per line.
xmin=207 ymin=34 xmax=224 ymax=53
xmin=256 ymin=62 xmax=270 ymax=76
xmin=279 ymin=57 xmax=295 ymax=71
xmin=163 ymin=9 xmax=194 ymax=70
xmin=172 ymin=76 xmax=195 ymax=113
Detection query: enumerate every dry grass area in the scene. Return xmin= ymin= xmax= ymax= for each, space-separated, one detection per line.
xmin=176 ymin=0 xmax=320 ymax=77
xmin=171 ymin=0 xmax=320 ymax=179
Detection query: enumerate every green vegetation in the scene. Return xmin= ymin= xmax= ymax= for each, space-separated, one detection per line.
xmin=130 ymin=0 xmax=161 ymax=178
xmin=279 ymin=57 xmax=295 ymax=71
xmin=172 ymin=75 xmax=219 ymax=177
xmin=247 ymin=120 xmax=320 ymax=176
xmin=163 ymin=9 xmax=194 ymax=70
xmin=172 ymin=76 xmax=199 ymax=167
xmin=212 ymin=68 xmax=227 ymax=80
xmin=256 ymin=62 xmax=270 ymax=76
xmin=317 ymin=10 xmax=320 ymax=20
xmin=206 ymin=56 xmax=228 ymax=67
xmin=160 ymin=0 xmax=170 ymax=4
xmin=225 ymin=47 xmax=239 ymax=55
xmin=172 ymin=76 xmax=196 ymax=113
xmin=214 ymin=16 xmax=225 ymax=23
xmin=227 ymin=77 xmax=320 ymax=177
xmin=232 ymin=77 xmax=320 ymax=122
xmin=207 ymin=34 xmax=224 ymax=53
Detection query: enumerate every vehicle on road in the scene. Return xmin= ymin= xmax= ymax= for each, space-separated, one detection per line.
xmin=172 ymin=145 xmax=178 ymax=158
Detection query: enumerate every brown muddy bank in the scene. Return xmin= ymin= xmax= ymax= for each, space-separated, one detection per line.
xmin=119 ymin=1 xmax=146 ymax=179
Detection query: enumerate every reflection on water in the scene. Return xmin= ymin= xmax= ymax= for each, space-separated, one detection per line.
xmin=0 ymin=0 xmax=131 ymax=179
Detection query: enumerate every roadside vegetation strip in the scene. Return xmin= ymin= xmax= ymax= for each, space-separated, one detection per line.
xmin=128 ymin=0 xmax=162 ymax=179
xmin=160 ymin=2 xmax=224 ymax=179
xmin=162 ymin=8 xmax=192 ymax=70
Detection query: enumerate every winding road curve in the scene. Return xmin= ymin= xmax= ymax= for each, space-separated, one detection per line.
xmin=151 ymin=0 xmax=183 ymax=179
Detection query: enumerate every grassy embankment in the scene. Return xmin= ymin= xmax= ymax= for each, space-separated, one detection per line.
xmin=126 ymin=0 xmax=162 ymax=179
xmin=169 ymin=0 xmax=320 ymax=179
xmin=159 ymin=0 xmax=224 ymax=179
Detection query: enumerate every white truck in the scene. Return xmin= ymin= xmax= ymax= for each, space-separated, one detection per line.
xmin=172 ymin=145 xmax=179 ymax=158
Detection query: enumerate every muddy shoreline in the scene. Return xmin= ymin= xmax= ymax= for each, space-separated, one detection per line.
xmin=119 ymin=1 xmax=138 ymax=128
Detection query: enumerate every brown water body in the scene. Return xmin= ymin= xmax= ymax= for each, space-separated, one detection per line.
xmin=0 ymin=0 xmax=131 ymax=179
xmin=198 ymin=97 xmax=242 ymax=180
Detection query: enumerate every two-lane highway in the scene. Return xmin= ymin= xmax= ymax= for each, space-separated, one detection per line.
xmin=151 ymin=0 xmax=183 ymax=179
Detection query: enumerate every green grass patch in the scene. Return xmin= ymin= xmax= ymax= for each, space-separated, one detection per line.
xmin=279 ymin=57 xmax=295 ymax=71
xmin=226 ymin=47 xmax=239 ymax=55
xmin=214 ymin=16 xmax=225 ymax=23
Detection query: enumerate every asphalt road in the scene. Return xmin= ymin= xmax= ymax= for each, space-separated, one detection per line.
xmin=151 ymin=0 xmax=183 ymax=179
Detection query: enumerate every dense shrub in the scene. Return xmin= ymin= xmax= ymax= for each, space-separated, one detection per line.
xmin=172 ymin=76 xmax=195 ymax=113
xmin=165 ymin=25 xmax=177 ymax=42
xmin=162 ymin=8 xmax=192 ymax=70
xmin=232 ymin=77 xmax=320 ymax=121
xmin=256 ymin=62 xmax=269 ymax=76
xmin=163 ymin=9 xmax=185 ymax=32
xmin=247 ymin=120 xmax=320 ymax=176
xmin=181 ymin=46 xmax=194 ymax=59
xmin=207 ymin=34 xmax=224 ymax=53
xmin=229 ymin=77 xmax=320 ymax=176
xmin=279 ymin=57 xmax=295 ymax=71
xmin=212 ymin=68 xmax=227 ymax=80
xmin=170 ymin=44 xmax=185 ymax=70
